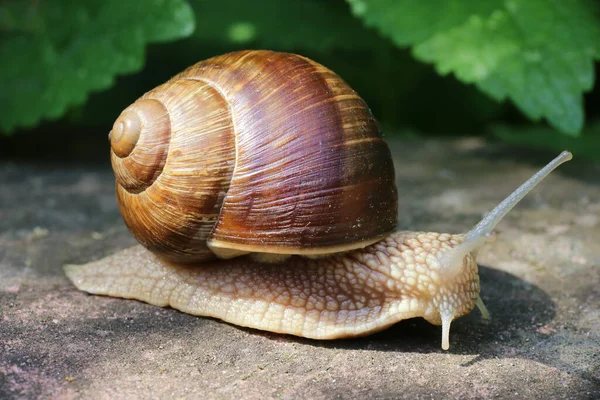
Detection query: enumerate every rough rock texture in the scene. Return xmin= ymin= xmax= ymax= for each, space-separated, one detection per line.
xmin=1 ymin=138 xmax=599 ymax=399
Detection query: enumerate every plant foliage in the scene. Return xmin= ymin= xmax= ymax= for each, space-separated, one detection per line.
xmin=1 ymin=0 xmax=599 ymax=142
xmin=0 ymin=0 xmax=194 ymax=132
xmin=347 ymin=0 xmax=600 ymax=135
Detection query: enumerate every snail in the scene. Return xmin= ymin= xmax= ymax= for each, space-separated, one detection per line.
xmin=64 ymin=50 xmax=572 ymax=350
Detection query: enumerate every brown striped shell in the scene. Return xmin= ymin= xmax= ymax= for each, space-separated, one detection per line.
xmin=109 ymin=50 xmax=398 ymax=263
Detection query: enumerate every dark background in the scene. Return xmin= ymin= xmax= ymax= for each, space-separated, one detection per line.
xmin=1 ymin=0 xmax=599 ymax=163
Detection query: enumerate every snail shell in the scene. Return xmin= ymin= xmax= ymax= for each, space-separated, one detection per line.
xmin=109 ymin=50 xmax=398 ymax=263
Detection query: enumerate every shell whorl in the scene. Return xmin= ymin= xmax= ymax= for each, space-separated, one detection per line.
xmin=110 ymin=99 xmax=170 ymax=193
xmin=110 ymin=50 xmax=398 ymax=263
xmin=111 ymin=79 xmax=235 ymax=263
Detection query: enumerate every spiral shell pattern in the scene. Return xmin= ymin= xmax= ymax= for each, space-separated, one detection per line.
xmin=110 ymin=50 xmax=398 ymax=263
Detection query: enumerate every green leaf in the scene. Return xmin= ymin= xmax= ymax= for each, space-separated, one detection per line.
xmin=189 ymin=0 xmax=380 ymax=50
xmin=0 ymin=0 xmax=195 ymax=133
xmin=348 ymin=0 xmax=600 ymax=135
xmin=347 ymin=0 xmax=498 ymax=45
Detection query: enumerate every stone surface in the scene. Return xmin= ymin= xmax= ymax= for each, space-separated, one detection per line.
xmin=1 ymin=138 xmax=599 ymax=399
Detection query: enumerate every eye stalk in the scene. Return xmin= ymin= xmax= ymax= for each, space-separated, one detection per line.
xmin=436 ymin=151 xmax=572 ymax=350
xmin=441 ymin=151 xmax=572 ymax=279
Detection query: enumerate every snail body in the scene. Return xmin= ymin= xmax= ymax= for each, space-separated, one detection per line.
xmin=64 ymin=50 xmax=572 ymax=350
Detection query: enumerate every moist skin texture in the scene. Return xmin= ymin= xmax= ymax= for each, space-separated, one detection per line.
xmin=64 ymin=231 xmax=480 ymax=341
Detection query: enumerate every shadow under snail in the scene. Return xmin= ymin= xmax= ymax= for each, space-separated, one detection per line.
xmin=64 ymin=50 xmax=572 ymax=350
